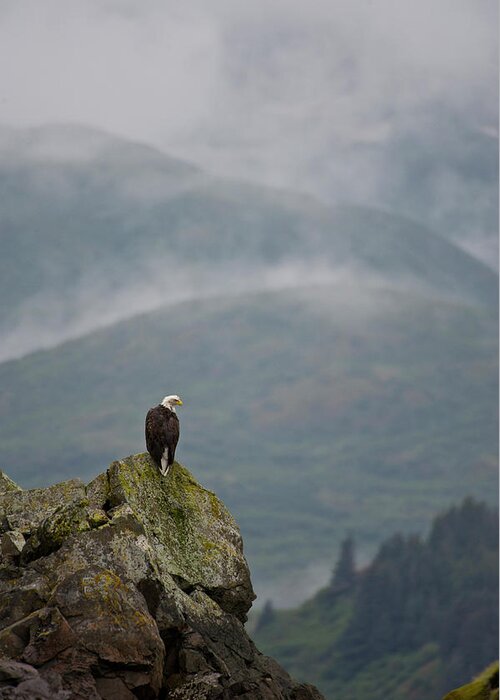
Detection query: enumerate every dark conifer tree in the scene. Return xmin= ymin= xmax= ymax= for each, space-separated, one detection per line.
xmin=255 ymin=600 xmax=275 ymax=633
xmin=331 ymin=536 xmax=357 ymax=593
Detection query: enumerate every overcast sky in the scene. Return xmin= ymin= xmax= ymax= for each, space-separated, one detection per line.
xmin=0 ymin=1 xmax=496 ymax=172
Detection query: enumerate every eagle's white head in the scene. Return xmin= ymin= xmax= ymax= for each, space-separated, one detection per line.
xmin=161 ymin=395 xmax=183 ymax=412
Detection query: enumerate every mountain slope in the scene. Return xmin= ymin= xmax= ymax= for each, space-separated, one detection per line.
xmin=0 ymin=284 xmax=496 ymax=598
xmin=0 ymin=125 xmax=497 ymax=360
xmin=253 ymin=499 xmax=499 ymax=700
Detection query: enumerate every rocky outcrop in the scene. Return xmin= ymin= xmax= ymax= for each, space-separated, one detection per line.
xmin=0 ymin=457 xmax=324 ymax=699
xmin=443 ymin=661 xmax=499 ymax=700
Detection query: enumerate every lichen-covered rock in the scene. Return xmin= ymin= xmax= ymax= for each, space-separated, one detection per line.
xmin=0 ymin=478 xmax=85 ymax=534
xmin=0 ymin=471 xmax=21 ymax=496
xmin=107 ymin=454 xmax=254 ymax=620
xmin=443 ymin=661 xmax=499 ymax=700
xmin=0 ymin=455 xmax=324 ymax=700
xmin=1 ymin=530 xmax=25 ymax=558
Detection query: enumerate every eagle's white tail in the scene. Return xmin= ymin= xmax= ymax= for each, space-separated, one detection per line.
xmin=160 ymin=449 xmax=170 ymax=476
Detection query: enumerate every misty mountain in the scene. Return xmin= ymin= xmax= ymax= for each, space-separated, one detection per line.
xmin=0 ymin=2 xmax=496 ymax=267
xmin=335 ymin=111 xmax=499 ymax=261
xmin=0 ymin=283 xmax=496 ymax=600
xmin=0 ymin=124 xmax=497 ymax=360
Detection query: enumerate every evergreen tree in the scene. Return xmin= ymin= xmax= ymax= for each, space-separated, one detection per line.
xmin=255 ymin=600 xmax=275 ymax=633
xmin=331 ymin=536 xmax=357 ymax=592
xmin=339 ymin=498 xmax=498 ymax=679
xmin=254 ymin=498 xmax=498 ymax=698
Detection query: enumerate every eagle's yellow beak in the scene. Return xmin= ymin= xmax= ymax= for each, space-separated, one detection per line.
xmin=177 ymin=398 xmax=183 ymax=406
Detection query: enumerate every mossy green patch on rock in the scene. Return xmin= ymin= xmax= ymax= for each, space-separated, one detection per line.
xmin=0 ymin=471 xmax=21 ymax=495
xmin=88 ymin=507 xmax=108 ymax=528
xmin=108 ymin=453 xmax=254 ymax=620
xmin=0 ymin=478 xmax=85 ymax=534
xmin=85 ymin=471 xmax=110 ymax=510
xmin=51 ymin=564 xmax=164 ymax=684
xmin=443 ymin=662 xmax=499 ymax=700
xmin=22 ymin=497 xmax=95 ymax=561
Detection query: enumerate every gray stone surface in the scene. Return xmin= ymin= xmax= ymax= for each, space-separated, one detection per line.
xmin=1 ymin=531 xmax=25 ymax=558
xmin=0 ymin=454 xmax=324 ymax=699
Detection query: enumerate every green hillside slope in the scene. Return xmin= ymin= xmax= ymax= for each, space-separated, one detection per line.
xmin=0 ymin=284 xmax=496 ymax=596
xmin=253 ymin=500 xmax=499 ymax=700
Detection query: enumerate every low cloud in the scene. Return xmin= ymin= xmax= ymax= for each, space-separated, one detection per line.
xmin=254 ymin=560 xmax=333 ymax=609
xmin=0 ymin=257 xmax=420 ymax=363
xmin=252 ymin=542 xmax=374 ymax=608
xmin=0 ymin=0 xmax=496 ymax=245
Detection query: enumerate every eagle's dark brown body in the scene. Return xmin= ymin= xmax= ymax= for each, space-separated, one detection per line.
xmin=145 ymin=404 xmax=180 ymax=476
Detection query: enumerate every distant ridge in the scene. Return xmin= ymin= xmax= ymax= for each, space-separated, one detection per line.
xmin=0 ymin=124 xmax=496 ymax=360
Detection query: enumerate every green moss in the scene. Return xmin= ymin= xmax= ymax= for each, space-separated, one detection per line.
xmin=443 ymin=662 xmax=499 ymax=700
xmin=88 ymin=508 xmax=108 ymax=528
xmin=45 ymin=498 xmax=91 ymax=543
xmin=81 ymin=569 xmax=129 ymax=623
xmin=208 ymin=493 xmax=222 ymax=519
xmin=0 ymin=471 xmax=21 ymax=494
xmin=107 ymin=453 xmax=252 ymax=598
xmin=23 ymin=497 xmax=110 ymax=561
xmin=86 ymin=472 xmax=110 ymax=510
xmin=0 ymin=478 xmax=86 ymax=535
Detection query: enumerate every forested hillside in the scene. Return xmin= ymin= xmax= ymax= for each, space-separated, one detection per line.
xmin=0 ymin=286 xmax=497 ymax=600
xmin=254 ymin=499 xmax=499 ymax=700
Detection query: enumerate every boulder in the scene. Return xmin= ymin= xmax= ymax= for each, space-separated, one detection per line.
xmin=0 ymin=455 xmax=324 ymax=699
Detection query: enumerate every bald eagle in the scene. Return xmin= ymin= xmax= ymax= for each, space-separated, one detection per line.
xmin=145 ymin=395 xmax=183 ymax=476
